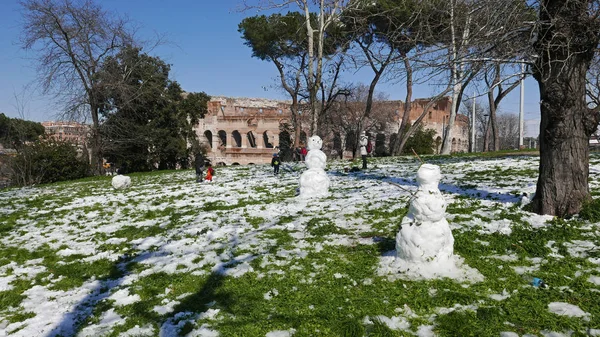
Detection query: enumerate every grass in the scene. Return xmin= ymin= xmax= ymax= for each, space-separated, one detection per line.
xmin=0 ymin=153 xmax=599 ymax=336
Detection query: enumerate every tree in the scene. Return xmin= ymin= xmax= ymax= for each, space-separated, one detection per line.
xmin=496 ymin=113 xmax=520 ymax=150
xmin=529 ymin=0 xmax=600 ymax=216
xmin=20 ymin=0 xmax=136 ymax=174
xmin=239 ymin=12 xmax=308 ymax=148
xmin=98 ymin=47 xmax=209 ymax=172
xmin=341 ymin=0 xmax=402 ymax=148
xmin=9 ymin=139 xmax=89 ymax=186
xmin=482 ymin=63 xmax=524 ymax=152
xmin=402 ymin=124 xmax=436 ymax=155
xmin=326 ymin=83 xmax=395 ymax=157
xmin=241 ymin=0 xmax=352 ymax=135
xmin=0 ymin=113 xmax=45 ymax=149
xmin=459 ymin=98 xmax=487 ymax=151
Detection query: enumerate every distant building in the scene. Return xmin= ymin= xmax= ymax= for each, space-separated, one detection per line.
xmin=42 ymin=121 xmax=89 ymax=147
xmin=194 ymin=96 xmax=470 ymax=166
xmin=195 ymin=96 xmax=289 ymax=165
xmin=383 ymin=97 xmax=470 ymax=154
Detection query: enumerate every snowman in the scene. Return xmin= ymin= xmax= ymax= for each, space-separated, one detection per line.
xmin=298 ymin=135 xmax=330 ymax=198
xmin=396 ymin=164 xmax=454 ymax=266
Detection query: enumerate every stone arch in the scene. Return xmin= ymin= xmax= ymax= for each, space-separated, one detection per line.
xmin=389 ymin=133 xmax=398 ymax=152
xmin=204 ymin=130 xmax=213 ymax=149
xmin=375 ymin=133 xmax=386 ymax=156
xmin=262 ymin=131 xmax=274 ymax=148
xmin=218 ymin=130 xmax=227 ymax=147
xmin=247 ymin=131 xmax=257 ymax=148
xmin=279 ymin=130 xmax=292 ymax=162
xmin=232 ymin=130 xmax=242 ymax=147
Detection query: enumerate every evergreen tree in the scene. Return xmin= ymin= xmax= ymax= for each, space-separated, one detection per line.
xmin=98 ymin=47 xmax=209 ymax=172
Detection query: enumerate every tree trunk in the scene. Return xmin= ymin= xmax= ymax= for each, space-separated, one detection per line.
xmin=89 ymin=102 xmax=103 ymax=175
xmin=391 ymin=55 xmax=413 ymax=155
xmin=531 ymin=0 xmax=600 ymax=216
xmin=483 ymin=117 xmax=491 ymax=152
xmin=532 ymin=72 xmax=594 ymax=216
xmin=487 ymin=101 xmax=499 ymax=152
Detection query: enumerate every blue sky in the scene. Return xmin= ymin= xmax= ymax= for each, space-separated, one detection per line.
xmin=0 ymin=0 xmax=541 ymax=136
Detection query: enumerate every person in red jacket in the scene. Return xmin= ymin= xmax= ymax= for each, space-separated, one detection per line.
xmin=205 ymin=164 xmax=214 ymax=182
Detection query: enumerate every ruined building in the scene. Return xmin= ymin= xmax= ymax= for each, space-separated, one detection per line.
xmin=194 ymin=96 xmax=469 ymax=165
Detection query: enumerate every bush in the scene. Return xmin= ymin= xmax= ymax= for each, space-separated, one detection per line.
xmin=9 ymin=139 xmax=89 ymax=186
xmin=402 ymin=125 xmax=436 ymax=155
xmin=579 ymin=198 xmax=600 ymax=222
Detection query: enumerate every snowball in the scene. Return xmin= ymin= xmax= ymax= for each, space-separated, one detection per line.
xmin=111 ymin=175 xmax=131 ymax=189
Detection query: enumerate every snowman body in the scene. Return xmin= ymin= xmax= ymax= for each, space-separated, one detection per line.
xmin=396 ymin=164 xmax=454 ymax=265
xmin=299 ymin=136 xmax=330 ymax=198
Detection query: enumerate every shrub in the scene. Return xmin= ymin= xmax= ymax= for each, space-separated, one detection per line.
xmin=9 ymin=139 xmax=89 ymax=186
xmin=579 ymin=197 xmax=600 ymax=222
xmin=402 ymin=125 xmax=436 ymax=155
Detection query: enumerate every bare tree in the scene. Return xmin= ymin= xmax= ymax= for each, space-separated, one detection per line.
xmin=241 ymin=0 xmax=353 ymax=136
xmin=326 ymin=83 xmax=395 ymax=157
xmin=19 ymin=0 xmax=137 ymax=174
xmin=496 ymin=113 xmax=520 ymax=150
xmin=481 ymin=63 xmax=524 ymax=151
xmin=459 ymin=97 xmax=487 ymax=151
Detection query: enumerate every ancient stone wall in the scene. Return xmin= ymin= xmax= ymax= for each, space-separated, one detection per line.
xmin=195 ymin=96 xmax=470 ymax=165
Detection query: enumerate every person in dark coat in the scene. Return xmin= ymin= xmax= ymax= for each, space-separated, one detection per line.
xmin=271 ymin=153 xmax=281 ymax=175
xmin=194 ymin=153 xmax=205 ymax=183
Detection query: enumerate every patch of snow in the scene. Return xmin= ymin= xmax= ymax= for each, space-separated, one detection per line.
xmin=588 ymin=275 xmax=600 ymax=285
xmin=110 ymin=288 xmax=141 ymax=306
xmin=266 ymin=328 xmax=296 ymax=337
xmin=121 ymin=324 xmax=155 ymax=336
xmin=548 ymin=302 xmax=590 ymax=319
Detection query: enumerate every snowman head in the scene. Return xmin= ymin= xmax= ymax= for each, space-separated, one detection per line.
xmin=416 ymin=164 xmax=441 ymax=186
xmin=307 ymin=135 xmax=323 ymax=150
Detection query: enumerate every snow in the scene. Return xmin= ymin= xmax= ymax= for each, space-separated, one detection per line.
xmin=0 ymin=154 xmax=598 ymax=336
xmin=111 ymin=174 xmax=131 ymax=189
xmin=266 ymin=329 xmax=296 ymax=337
xmin=548 ymin=302 xmax=590 ymax=319
xmin=383 ymin=164 xmax=484 ymax=282
xmin=298 ymin=135 xmax=330 ymax=198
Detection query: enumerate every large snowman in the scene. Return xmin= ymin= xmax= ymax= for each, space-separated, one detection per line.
xmin=396 ymin=164 xmax=454 ymax=266
xmin=298 ymin=135 xmax=330 ymax=198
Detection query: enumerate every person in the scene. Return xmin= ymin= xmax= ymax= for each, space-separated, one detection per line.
xmin=359 ymin=131 xmax=368 ymax=169
xmin=194 ymin=152 xmax=205 ymax=183
xmin=117 ymin=162 xmax=128 ymax=175
xmin=271 ymin=153 xmax=281 ymax=175
xmin=294 ymin=147 xmax=302 ymax=162
xmin=205 ymin=164 xmax=214 ymax=182
xmin=300 ymin=146 xmax=308 ymax=161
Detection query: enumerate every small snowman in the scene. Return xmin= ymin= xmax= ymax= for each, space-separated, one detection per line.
xmin=396 ymin=164 xmax=454 ymax=266
xmin=111 ymin=174 xmax=131 ymax=189
xmin=298 ymin=135 xmax=330 ymax=198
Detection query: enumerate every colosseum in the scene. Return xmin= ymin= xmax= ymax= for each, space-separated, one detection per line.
xmin=194 ymin=96 xmax=469 ymax=165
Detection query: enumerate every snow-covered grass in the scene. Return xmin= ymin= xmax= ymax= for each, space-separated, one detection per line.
xmin=1 ymin=153 xmax=599 ymax=337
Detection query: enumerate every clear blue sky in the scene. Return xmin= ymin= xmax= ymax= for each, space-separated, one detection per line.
xmin=0 ymin=0 xmax=541 ymax=136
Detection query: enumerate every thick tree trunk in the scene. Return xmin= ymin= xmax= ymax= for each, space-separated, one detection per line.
xmin=531 ymin=73 xmax=593 ymax=216
xmin=531 ymin=0 xmax=600 ymax=216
